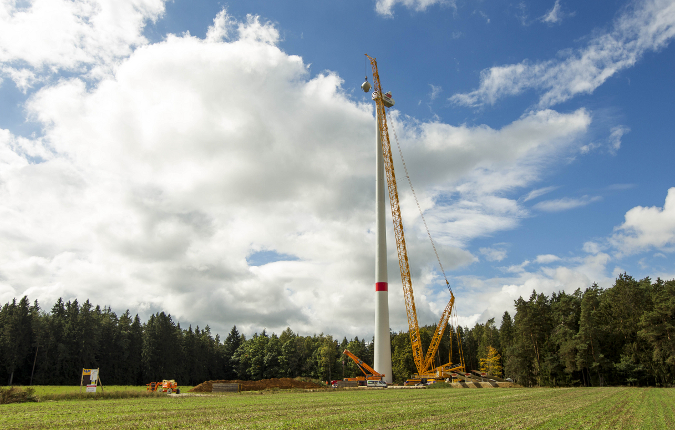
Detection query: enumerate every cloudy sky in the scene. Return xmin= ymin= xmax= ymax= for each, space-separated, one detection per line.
xmin=1 ymin=0 xmax=674 ymax=339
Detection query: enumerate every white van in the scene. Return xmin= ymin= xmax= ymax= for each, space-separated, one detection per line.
xmin=366 ymin=380 xmax=387 ymax=388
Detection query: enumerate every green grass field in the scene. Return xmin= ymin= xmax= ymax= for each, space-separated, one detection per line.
xmin=1 ymin=386 xmax=673 ymax=429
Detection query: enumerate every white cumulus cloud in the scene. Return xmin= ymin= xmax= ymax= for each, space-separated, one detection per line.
xmin=610 ymin=187 xmax=675 ymax=256
xmin=0 ymin=0 xmax=166 ymax=86
xmin=205 ymin=8 xmax=237 ymax=42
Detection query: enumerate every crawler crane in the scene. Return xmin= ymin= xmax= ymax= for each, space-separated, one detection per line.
xmin=342 ymin=349 xmax=386 ymax=386
xmin=364 ymin=54 xmax=466 ymax=384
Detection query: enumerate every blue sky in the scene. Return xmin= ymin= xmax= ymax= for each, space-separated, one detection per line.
xmin=1 ymin=0 xmax=674 ymax=338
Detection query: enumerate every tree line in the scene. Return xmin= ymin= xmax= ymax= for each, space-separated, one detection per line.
xmin=459 ymin=274 xmax=674 ymax=387
xmin=1 ymin=273 xmax=673 ymax=386
xmin=0 ymin=296 xmax=382 ymax=386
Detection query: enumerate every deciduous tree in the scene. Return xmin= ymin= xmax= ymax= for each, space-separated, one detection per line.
xmin=480 ymin=346 xmax=502 ymax=377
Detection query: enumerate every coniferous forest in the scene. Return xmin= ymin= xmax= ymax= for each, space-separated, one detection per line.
xmin=1 ymin=273 xmax=673 ymax=387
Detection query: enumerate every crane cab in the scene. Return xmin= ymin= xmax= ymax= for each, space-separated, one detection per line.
xmin=372 ymin=91 xmax=395 ymax=108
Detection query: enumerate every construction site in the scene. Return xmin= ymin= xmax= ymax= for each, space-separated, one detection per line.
xmin=4 ymin=1 xmax=674 ymax=427
xmin=340 ymin=54 xmax=475 ymax=388
xmin=185 ymin=54 xmax=506 ymax=393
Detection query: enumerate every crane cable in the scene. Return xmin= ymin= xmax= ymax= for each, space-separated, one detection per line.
xmin=364 ymin=56 xmax=368 ymax=84
xmin=386 ymin=110 xmax=451 ymax=292
xmin=388 ymin=111 xmax=466 ymax=371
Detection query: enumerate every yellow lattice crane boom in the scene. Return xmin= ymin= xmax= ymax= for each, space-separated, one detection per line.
xmin=422 ymin=290 xmax=455 ymax=372
xmin=366 ymin=53 xmax=424 ymax=375
xmin=365 ymin=54 xmax=464 ymax=381
xmin=343 ymin=349 xmax=384 ymax=379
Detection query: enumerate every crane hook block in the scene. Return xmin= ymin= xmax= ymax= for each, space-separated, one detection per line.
xmin=361 ymin=80 xmax=372 ymax=92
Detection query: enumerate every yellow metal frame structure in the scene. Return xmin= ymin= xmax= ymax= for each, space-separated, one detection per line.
xmin=365 ymin=53 xmax=465 ymax=380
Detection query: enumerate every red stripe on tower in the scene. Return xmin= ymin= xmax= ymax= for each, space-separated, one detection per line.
xmin=375 ymin=282 xmax=388 ymax=292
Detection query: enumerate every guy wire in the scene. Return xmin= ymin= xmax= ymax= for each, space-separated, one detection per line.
xmin=386 ymin=110 xmax=450 ymax=290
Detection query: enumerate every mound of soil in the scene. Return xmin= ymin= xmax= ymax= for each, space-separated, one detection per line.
xmin=188 ymin=378 xmax=324 ymax=393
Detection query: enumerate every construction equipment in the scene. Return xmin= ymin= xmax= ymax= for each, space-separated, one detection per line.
xmin=146 ymin=379 xmax=180 ymax=394
xmin=364 ymin=54 xmax=465 ymax=384
xmin=342 ymin=349 xmax=386 ymax=386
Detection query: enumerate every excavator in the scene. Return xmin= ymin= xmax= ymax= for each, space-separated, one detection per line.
xmin=365 ymin=54 xmax=466 ymax=385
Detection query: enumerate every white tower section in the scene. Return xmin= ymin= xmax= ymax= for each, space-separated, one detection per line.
xmin=374 ymin=105 xmax=393 ymax=384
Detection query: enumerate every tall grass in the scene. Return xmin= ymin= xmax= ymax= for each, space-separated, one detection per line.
xmin=0 ymin=386 xmax=39 ymax=404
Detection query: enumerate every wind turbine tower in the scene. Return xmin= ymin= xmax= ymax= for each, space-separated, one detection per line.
xmin=362 ymin=71 xmax=395 ymax=384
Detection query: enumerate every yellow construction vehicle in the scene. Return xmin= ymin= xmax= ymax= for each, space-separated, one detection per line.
xmin=342 ymin=349 xmax=387 ymax=386
xmin=365 ymin=54 xmax=466 ymax=385
xmin=146 ymin=379 xmax=180 ymax=394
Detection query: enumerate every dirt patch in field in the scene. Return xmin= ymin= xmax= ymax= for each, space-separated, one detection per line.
xmin=188 ymin=378 xmax=325 ymax=393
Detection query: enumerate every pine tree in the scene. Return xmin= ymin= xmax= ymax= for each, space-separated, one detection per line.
xmin=506 ymin=296 xmax=539 ymax=386
xmin=549 ymin=290 xmax=582 ymax=386
xmin=0 ymin=297 xmax=33 ymax=385
xmin=478 ymin=318 xmax=499 ymax=364
xmin=264 ymin=333 xmax=282 ymax=379
xmin=142 ymin=312 xmax=182 ymax=382
xmin=575 ymin=284 xmax=606 ymax=386
xmin=128 ymin=314 xmax=144 ymax=384
xmin=638 ymin=279 xmax=675 ymax=385
xmin=499 ymin=312 xmax=513 ymax=376
xmin=599 ymin=275 xmax=655 ymax=385
xmin=222 ymin=325 xmax=242 ymax=380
